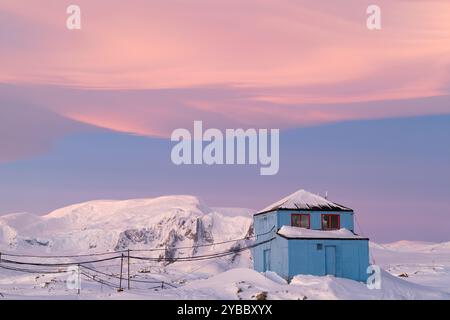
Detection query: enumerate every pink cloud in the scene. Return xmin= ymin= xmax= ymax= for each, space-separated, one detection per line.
xmin=1 ymin=1 xmax=449 ymax=97
xmin=2 ymin=84 xmax=450 ymax=140
xmin=1 ymin=1 xmax=450 ymax=157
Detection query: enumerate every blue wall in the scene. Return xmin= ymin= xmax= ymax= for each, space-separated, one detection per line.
xmin=287 ymin=238 xmax=369 ymax=281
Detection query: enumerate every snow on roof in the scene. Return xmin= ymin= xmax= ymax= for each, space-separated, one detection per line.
xmin=256 ymin=189 xmax=352 ymax=214
xmin=277 ymin=226 xmax=367 ymax=240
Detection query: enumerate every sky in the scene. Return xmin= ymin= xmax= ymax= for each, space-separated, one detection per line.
xmin=0 ymin=1 xmax=449 ymax=242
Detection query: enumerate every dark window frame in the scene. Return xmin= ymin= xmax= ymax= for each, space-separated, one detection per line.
xmin=321 ymin=214 xmax=340 ymax=230
xmin=291 ymin=214 xmax=310 ymax=229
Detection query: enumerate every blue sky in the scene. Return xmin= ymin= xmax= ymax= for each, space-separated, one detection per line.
xmin=1 ymin=115 xmax=449 ymax=242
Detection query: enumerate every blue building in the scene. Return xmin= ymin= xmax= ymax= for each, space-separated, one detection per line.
xmin=253 ymin=189 xmax=370 ymax=282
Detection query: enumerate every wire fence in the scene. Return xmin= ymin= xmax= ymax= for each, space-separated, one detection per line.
xmin=0 ymin=228 xmax=275 ymax=294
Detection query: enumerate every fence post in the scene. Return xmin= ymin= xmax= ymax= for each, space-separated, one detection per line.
xmin=77 ymin=264 xmax=81 ymax=295
xmin=127 ymin=249 xmax=130 ymax=290
xmin=118 ymin=253 xmax=124 ymax=292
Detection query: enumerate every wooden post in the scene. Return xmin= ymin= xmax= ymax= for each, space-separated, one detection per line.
xmin=118 ymin=253 xmax=124 ymax=292
xmin=127 ymin=249 xmax=130 ymax=290
xmin=77 ymin=264 xmax=81 ymax=295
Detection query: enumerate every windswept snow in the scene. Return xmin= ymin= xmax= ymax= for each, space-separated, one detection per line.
xmin=278 ymin=226 xmax=367 ymax=239
xmin=380 ymin=240 xmax=450 ymax=253
xmin=289 ymin=269 xmax=448 ymax=300
xmin=258 ymin=189 xmax=351 ymax=213
xmin=370 ymin=241 xmax=450 ymax=295
xmin=1 ymin=267 xmax=447 ymax=300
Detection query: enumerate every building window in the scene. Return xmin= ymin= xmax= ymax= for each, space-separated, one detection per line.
xmin=291 ymin=214 xmax=310 ymax=229
xmin=321 ymin=214 xmax=340 ymax=230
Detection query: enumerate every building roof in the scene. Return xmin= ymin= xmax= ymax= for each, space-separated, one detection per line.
xmin=277 ymin=226 xmax=368 ymax=240
xmin=256 ymin=189 xmax=353 ymax=215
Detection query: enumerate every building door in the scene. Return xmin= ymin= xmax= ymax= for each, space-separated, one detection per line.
xmin=325 ymin=246 xmax=336 ymax=276
xmin=263 ymin=249 xmax=271 ymax=272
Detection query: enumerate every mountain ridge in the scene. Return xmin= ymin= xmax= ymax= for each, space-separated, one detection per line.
xmin=0 ymin=195 xmax=253 ymax=261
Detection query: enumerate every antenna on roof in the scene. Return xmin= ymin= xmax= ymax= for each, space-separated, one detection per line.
xmin=325 ymin=191 xmax=328 ymax=199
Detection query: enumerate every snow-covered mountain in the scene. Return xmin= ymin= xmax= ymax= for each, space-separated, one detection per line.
xmin=379 ymin=240 xmax=450 ymax=253
xmin=0 ymin=195 xmax=253 ymax=263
